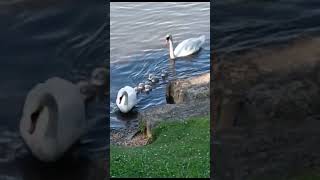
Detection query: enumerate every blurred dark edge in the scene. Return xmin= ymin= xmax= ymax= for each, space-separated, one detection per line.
xmin=211 ymin=1 xmax=320 ymax=180
xmin=106 ymin=1 xmax=110 ymax=179
xmin=0 ymin=0 xmax=110 ymax=179
xmin=210 ymin=0 xmax=215 ymax=179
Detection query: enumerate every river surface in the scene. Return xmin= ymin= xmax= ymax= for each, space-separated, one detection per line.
xmin=110 ymin=2 xmax=210 ymax=128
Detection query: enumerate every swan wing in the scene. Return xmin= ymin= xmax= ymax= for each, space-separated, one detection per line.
xmin=174 ymin=35 xmax=205 ymax=57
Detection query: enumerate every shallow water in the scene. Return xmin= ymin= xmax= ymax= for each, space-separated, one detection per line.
xmin=110 ymin=2 xmax=211 ymax=128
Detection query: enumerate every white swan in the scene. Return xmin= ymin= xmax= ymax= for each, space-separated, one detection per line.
xmin=20 ymin=77 xmax=86 ymax=162
xmin=116 ymin=86 xmax=137 ymax=113
xmin=166 ymin=34 xmax=205 ymax=59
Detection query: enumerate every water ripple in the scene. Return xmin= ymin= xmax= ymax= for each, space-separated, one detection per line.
xmin=110 ymin=2 xmax=210 ymax=128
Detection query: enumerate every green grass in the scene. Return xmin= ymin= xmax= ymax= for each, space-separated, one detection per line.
xmin=110 ymin=116 xmax=210 ymax=178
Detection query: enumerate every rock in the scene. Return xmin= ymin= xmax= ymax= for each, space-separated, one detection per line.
xmin=166 ymin=73 xmax=210 ymax=104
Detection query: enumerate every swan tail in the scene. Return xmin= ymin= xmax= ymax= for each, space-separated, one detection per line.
xmin=199 ymin=35 xmax=206 ymax=46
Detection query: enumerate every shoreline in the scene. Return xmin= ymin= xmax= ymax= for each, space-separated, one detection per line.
xmin=110 ymin=72 xmax=210 ymax=147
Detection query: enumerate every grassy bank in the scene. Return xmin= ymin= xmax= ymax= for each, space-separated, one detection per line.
xmin=110 ymin=116 xmax=210 ymax=178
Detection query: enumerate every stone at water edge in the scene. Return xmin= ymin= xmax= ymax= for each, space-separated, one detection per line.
xmin=166 ymin=73 xmax=210 ymax=104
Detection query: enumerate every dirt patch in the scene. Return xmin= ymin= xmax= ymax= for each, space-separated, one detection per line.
xmin=110 ymin=128 xmax=148 ymax=147
xmin=112 ymin=131 xmax=149 ymax=147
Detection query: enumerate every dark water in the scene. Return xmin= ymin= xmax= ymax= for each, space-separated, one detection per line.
xmin=213 ymin=0 xmax=320 ymax=56
xmin=0 ymin=0 xmax=107 ymax=179
xmin=110 ymin=2 xmax=210 ymax=128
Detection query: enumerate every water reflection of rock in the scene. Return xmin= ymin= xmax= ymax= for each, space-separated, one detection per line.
xmin=214 ymin=36 xmax=320 ymax=180
xmin=168 ymin=59 xmax=177 ymax=77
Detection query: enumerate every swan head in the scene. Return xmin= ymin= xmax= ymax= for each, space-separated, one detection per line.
xmin=165 ymin=34 xmax=172 ymax=45
xmin=118 ymin=91 xmax=129 ymax=105
xmin=165 ymin=34 xmax=172 ymax=41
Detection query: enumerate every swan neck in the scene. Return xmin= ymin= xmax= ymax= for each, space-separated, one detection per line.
xmin=122 ymin=91 xmax=129 ymax=106
xmin=29 ymin=93 xmax=58 ymax=138
xmin=168 ymin=39 xmax=175 ymax=59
